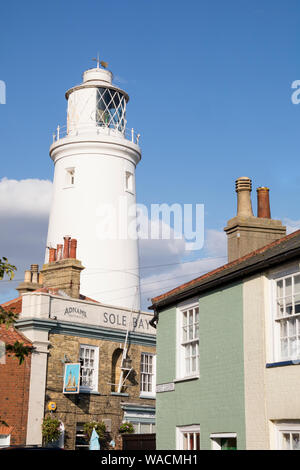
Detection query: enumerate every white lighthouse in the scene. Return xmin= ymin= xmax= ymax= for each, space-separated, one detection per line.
xmin=46 ymin=60 xmax=141 ymax=310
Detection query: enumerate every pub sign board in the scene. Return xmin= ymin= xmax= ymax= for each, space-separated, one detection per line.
xmin=63 ymin=363 xmax=80 ymax=394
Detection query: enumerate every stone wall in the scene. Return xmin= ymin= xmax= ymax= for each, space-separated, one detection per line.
xmin=44 ymin=333 xmax=155 ymax=449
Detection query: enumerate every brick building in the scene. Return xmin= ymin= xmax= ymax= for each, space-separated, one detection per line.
xmin=0 ymin=297 xmax=32 ymax=447
xmin=1 ymin=237 xmax=156 ymax=449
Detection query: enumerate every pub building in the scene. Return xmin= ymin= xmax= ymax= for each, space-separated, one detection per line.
xmin=7 ymin=237 xmax=156 ymax=449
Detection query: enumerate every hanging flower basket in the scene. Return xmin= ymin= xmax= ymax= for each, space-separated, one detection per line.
xmin=83 ymin=421 xmax=106 ymax=442
xmin=119 ymin=421 xmax=134 ymax=434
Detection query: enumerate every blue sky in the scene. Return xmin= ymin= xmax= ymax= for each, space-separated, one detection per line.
xmin=0 ymin=0 xmax=300 ymax=306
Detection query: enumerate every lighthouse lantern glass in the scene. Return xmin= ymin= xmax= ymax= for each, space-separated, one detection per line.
xmin=96 ymin=87 xmax=126 ymax=132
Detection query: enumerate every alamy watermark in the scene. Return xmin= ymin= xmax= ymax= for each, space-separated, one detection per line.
xmin=96 ymin=197 xmax=205 ymax=251
xmin=0 ymin=80 xmax=6 ymax=104
xmin=291 ymin=80 xmax=300 ymax=104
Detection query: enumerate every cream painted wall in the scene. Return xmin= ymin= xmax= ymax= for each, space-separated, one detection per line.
xmin=243 ymin=260 xmax=300 ymax=449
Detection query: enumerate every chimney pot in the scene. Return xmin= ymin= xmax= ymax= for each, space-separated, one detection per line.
xmin=63 ymin=236 xmax=71 ymax=259
xmin=235 ymin=176 xmax=253 ymax=217
xmin=57 ymin=244 xmax=63 ymax=261
xmin=257 ymin=187 xmax=271 ymax=219
xmin=30 ymin=264 xmax=39 ymax=272
xmin=49 ymin=248 xmax=56 ymax=263
xmin=30 ymin=264 xmax=39 ymax=284
xmin=24 ymin=270 xmax=32 ymax=283
xmin=69 ymin=239 xmax=77 ymax=259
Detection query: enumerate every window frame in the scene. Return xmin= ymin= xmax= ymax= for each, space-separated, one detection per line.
xmin=64 ymin=167 xmax=75 ymax=188
xmin=176 ymin=425 xmax=200 ymax=450
xmin=79 ymin=344 xmax=99 ymax=393
xmin=125 ymin=170 xmax=134 ymax=194
xmin=140 ymin=353 xmax=156 ymax=398
xmin=274 ymin=421 xmax=300 ymax=450
xmin=210 ymin=433 xmax=237 ymax=450
xmin=271 ymin=270 xmax=300 ymax=363
xmin=0 ymin=434 xmax=10 ymax=448
xmin=176 ymin=300 xmax=200 ymax=381
xmin=129 ymin=422 xmax=156 ymax=434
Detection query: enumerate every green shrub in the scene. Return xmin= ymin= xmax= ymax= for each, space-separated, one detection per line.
xmin=42 ymin=415 xmax=62 ymax=444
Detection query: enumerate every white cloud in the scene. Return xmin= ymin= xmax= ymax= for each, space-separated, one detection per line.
xmin=0 ymin=177 xmax=52 ymax=217
xmin=283 ymin=218 xmax=300 ymax=235
xmin=0 ymin=178 xmax=53 ymax=300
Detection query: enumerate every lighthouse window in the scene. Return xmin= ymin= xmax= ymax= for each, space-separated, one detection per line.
xmin=125 ymin=171 xmax=134 ymax=193
xmin=96 ymin=87 xmax=126 ymax=132
xmin=79 ymin=344 xmax=99 ymax=392
xmin=65 ymin=167 xmax=75 ymax=187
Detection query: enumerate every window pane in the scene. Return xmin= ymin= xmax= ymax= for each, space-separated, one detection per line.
xmin=286 ymin=278 xmax=292 ymax=297
xmin=277 ymin=299 xmax=284 ymax=317
xmin=281 ymin=321 xmax=287 ymax=338
xmin=140 ymin=423 xmax=151 ymax=434
xmin=282 ymin=433 xmax=290 ymax=450
xmin=295 ymin=294 xmax=300 ymax=314
xmin=289 ymin=318 xmax=296 ymax=335
xmin=289 ymin=337 xmax=297 ymax=357
xmin=277 ymin=280 xmax=283 ymax=298
xmin=294 ymin=276 xmax=300 ymax=294
xmin=292 ymin=433 xmax=300 ymax=450
xmin=185 ymin=358 xmax=190 ymax=375
xmin=281 ymin=338 xmax=288 ymax=358
xmin=285 ymin=298 xmax=293 ymax=316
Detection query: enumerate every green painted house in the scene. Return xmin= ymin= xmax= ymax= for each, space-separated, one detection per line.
xmin=150 ymin=178 xmax=300 ymax=450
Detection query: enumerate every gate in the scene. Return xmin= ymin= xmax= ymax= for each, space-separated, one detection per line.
xmin=122 ymin=433 xmax=156 ymax=450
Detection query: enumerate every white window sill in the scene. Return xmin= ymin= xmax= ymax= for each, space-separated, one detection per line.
xmin=63 ymin=185 xmax=75 ymax=190
xmin=79 ymin=389 xmax=100 ymax=395
xmin=174 ymin=375 xmax=199 ymax=383
xmin=139 ymin=394 xmax=156 ymax=400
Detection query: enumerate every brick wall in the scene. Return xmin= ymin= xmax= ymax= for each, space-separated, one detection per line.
xmin=44 ymin=333 xmax=156 ymax=449
xmin=0 ymin=351 xmax=31 ymax=445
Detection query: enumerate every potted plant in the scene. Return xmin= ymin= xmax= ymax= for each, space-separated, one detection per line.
xmin=41 ymin=415 xmax=62 ymax=446
xmin=119 ymin=421 xmax=134 ymax=434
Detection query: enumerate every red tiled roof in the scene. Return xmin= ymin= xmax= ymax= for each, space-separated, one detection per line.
xmin=0 ymin=425 xmax=14 ymax=435
xmin=152 ymin=229 xmax=300 ymax=304
xmin=0 ymin=324 xmax=32 ymax=347
xmin=0 ymin=296 xmax=31 ymax=345
xmin=1 ymin=296 xmax=22 ymax=314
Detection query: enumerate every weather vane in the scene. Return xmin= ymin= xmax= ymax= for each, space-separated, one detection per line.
xmin=92 ymin=53 xmax=108 ymax=69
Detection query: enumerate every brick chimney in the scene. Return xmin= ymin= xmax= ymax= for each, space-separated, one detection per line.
xmin=224 ymin=177 xmax=286 ymax=262
xmin=17 ymin=264 xmax=43 ymax=295
xmin=40 ymin=236 xmax=84 ymax=299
